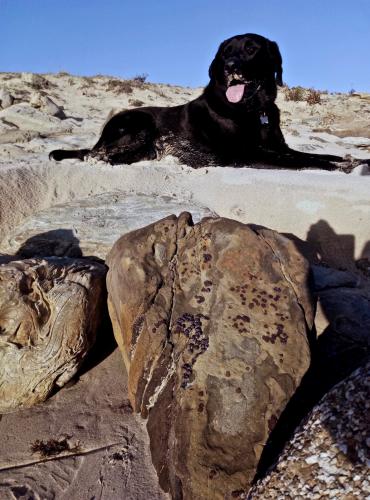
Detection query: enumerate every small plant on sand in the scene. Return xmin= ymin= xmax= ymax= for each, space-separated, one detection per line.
xmin=129 ymin=98 xmax=144 ymax=107
xmin=133 ymin=73 xmax=148 ymax=84
xmin=154 ymin=88 xmax=168 ymax=98
xmin=306 ymin=88 xmax=321 ymax=105
xmin=284 ymin=86 xmax=306 ymax=102
xmin=106 ymin=79 xmax=134 ymax=94
xmin=31 ymin=438 xmax=80 ymax=457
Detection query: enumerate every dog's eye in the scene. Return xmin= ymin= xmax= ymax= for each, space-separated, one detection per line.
xmin=224 ymin=45 xmax=233 ymax=56
xmin=245 ymin=46 xmax=256 ymax=55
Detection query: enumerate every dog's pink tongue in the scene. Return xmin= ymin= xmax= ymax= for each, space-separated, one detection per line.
xmin=226 ymin=83 xmax=245 ymax=103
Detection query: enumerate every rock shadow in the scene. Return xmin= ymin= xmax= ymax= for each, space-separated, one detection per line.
xmin=306 ymin=219 xmax=356 ymax=270
xmin=63 ymin=115 xmax=84 ymax=122
xmin=73 ymin=285 xmax=117 ymax=379
xmin=254 ymin=219 xmax=370 ymax=481
xmin=360 ymin=163 xmax=370 ymax=175
xmin=15 ymin=228 xmax=83 ymax=258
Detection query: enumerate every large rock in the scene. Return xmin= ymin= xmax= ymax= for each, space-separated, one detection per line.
xmin=0 ymin=89 xmax=14 ymax=109
xmin=21 ymin=73 xmax=51 ymax=88
xmin=106 ymin=213 xmax=315 ymax=499
xmin=30 ymin=91 xmax=66 ymax=119
xmin=0 ymin=103 xmax=71 ymax=134
xmin=0 ymin=257 xmax=106 ymax=413
xmin=0 ymin=129 xmax=41 ymax=145
xmin=311 ymin=264 xmax=366 ymax=336
xmin=249 ymin=362 xmax=370 ymax=499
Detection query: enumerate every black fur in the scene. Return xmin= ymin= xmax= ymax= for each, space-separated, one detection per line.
xmin=50 ymin=33 xmax=369 ymax=172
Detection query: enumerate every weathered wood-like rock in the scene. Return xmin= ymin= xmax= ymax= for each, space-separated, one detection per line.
xmin=0 ymin=257 xmax=106 ymax=413
xmin=106 ymin=213 xmax=315 ymax=499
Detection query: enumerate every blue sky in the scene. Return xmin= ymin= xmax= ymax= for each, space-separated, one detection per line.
xmin=1 ymin=0 xmax=369 ymax=92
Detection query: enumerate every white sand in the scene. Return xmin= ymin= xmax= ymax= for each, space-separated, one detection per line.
xmin=1 ymin=73 xmax=369 ymax=264
xmin=0 ymin=72 xmax=369 ymax=498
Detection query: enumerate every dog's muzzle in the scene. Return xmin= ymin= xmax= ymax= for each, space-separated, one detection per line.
xmin=225 ymin=73 xmax=253 ymax=103
xmin=225 ymin=73 xmax=262 ymax=103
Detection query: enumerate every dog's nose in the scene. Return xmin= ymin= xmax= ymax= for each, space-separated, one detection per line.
xmin=225 ymin=59 xmax=238 ymax=72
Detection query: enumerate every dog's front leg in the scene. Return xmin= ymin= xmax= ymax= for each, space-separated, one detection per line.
xmin=254 ymin=147 xmax=369 ymax=173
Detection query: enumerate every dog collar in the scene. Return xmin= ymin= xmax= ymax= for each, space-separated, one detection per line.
xmin=260 ymin=113 xmax=269 ymax=125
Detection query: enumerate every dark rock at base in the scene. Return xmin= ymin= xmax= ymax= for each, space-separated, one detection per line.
xmin=248 ymin=361 xmax=370 ymax=499
xmin=311 ymin=264 xmax=359 ymax=291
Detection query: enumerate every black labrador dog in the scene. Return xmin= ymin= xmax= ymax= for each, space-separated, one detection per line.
xmin=50 ymin=33 xmax=368 ymax=172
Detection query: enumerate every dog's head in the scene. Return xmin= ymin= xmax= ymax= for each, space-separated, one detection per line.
xmin=208 ymin=34 xmax=283 ymax=107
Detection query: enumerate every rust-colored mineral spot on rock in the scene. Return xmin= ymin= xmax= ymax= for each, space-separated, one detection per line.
xmin=106 ymin=212 xmax=314 ymax=500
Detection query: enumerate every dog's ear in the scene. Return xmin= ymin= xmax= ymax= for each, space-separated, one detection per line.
xmin=208 ymin=57 xmax=217 ymax=80
xmin=268 ymin=41 xmax=283 ymax=86
xmin=208 ymin=39 xmax=228 ymax=80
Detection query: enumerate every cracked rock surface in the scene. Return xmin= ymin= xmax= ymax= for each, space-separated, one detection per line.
xmin=0 ymin=256 xmax=106 ymax=413
xmin=106 ymin=213 xmax=315 ymax=499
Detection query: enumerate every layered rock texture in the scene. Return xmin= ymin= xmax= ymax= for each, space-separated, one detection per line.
xmin=106 ymin=213 xmax=315 ymax=499
xmin=0 ymin=257 xmax=106 ymax=413
xmin=0 ymin=192 xmax=214 ymax=261
xmin=249 ymin=362 xmax=370 ymax=499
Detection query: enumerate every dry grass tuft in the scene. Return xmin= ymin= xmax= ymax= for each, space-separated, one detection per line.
xmin=284 ymin=86 xmax=306 ymax=102
xmin=306 ymin=88 xmax=321 ymax=105
xmin=284 ymin=86 xmax=322 ymax=105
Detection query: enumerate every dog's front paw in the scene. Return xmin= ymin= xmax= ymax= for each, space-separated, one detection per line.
xmin=339 ymin=162 xmax=355 ymax=174
xmin=335 ymin=155 xmax=364 ymax=174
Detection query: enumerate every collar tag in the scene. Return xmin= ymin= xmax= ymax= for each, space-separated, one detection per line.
xmin=260 ymin=113 xmax=269 ymax=125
